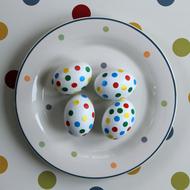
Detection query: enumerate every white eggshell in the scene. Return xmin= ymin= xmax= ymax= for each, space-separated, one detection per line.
xmin=64 ymin=94 xmax=95 ymax=136
xmin=52 ymin=63 xmax=92 ymax=94
xmin=102 ymin=99 xmax=136 ymax=140
xmin=94 ymin=70 xmax=137 ymax=100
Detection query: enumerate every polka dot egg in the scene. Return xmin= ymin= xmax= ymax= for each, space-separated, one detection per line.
xmin=52 ymin=63 xmax=92 ymax=94
xmin=102 ymin=99 xmax=136 ymax=140
xmin=64 ymin=94 xmax=95 ymax=136
xmin=94 ymin=70 xmax=137 ymax=100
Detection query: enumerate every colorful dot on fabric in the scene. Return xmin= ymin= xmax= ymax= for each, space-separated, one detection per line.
xmin=92 ymin=112 xmax=95 ymax=118
xmin=128 ymin=87 xmax=133 ymax=93
xmin=109 ymin=109 xmax=114 ymax=114
xmin=71 ymin=151 xmax=77 ymax=157
xmin=131 ymin=117 xmax=135 ymax=123
xmin=106 ymin=118 xmax=111 ymax=124
xmin=0 ymin=21 xmax=8 ymax=40
xmin=82 ymin=115 xmax=88 ymax=122
xmin=62 ymin=87 xmax=68 ymax=92
xmin=129 ymin=22 xmax=142 ymax=30
xmin=128 ymin=166 xmax=141 ymax=175
xmin=102 ymin=80 xmax=108 ymax=86
xmin=124 ymin=113 xmax=130 ymax=118
xmin=121 ymin=85 xmax=127 ymax=91
xmin=74 ymin=121 xmax=80 ymax=127
xmin=81 ymin=94 xmax=87 ymax=98
xmin=0 ymin=155 xmax=8 ymax=174
xmin=120 ymin=131 xmax=125 ymax=135
xmin=90 ymin=187 xmax=104 ymax=190
xmin=84 ymin=103 xmax=89 ymax=109
xmin=117 ymin=108 xmax=123 ymax=113
xmin=113 ymin=82 xmax=119 ymax=88
xmin=166 ymin=127 xmax=174 ymax=140
xmin=131 ymin=109 xmax=135 ymax=114
xmin=71 ymin=82 xmax=77 ymax=88
xmin=5 ymin=70 xmax=18 ymax=89
xmin=102 ymin=73 xmax=108 ymax=77
xmin=172 ymin=38 xmax=190 ymax=57
xmin=39 ymin=141 xmax=45 ymax=148
xmin=103 ymin=94 xmax=108 ymax=98
xmin=114 ymin=116 xmax=120 ymax=122
xmin=134 ymin=79 xmax=137 ymax=85
xmin=115 ymin=93 xmax=121 ymax=98
xmin=141 ymin=136 xmax=148 ymax=143
xmin=63 ymin=68 xmax=69 ymax=73
xmin=112 ymin=72 xmax=118 ymax=78
xmin=68 ymin=110 xmax=74 ymax=116
xmin=125 ymin=75 xmax=131 ymax=81
xmin=104 ymin=128 xmax=109 ymax=134
xmin=46 ymin=104 xmax=52 ymax=110
xmin=118 ymin=69 xmax=124 ymax=73
xmin=123 ymin=121 xmax=128 ymax=127
xmin=144 ymin=51 xmax=151 ymax=58
xmin=38 ymin=171 xmax=56 ymax=189
xmin=161 ymin=100 xmax=168 ymax=107
xmin=23 ymin=0 xmax=40 ymax=6
xmin=171 ymin=172 xmax=190 ymax=190
xmin=100 ymin=62 xmax=107 ymax=69
xmin=111 ymin=162 xmax=118 ymax=169
xmin=75 ymin=65 xmax=81 ymax=71
xmin=58 ymin=34 xmax=64 ymax=41
xmin=112 ymin=127 xmax=118 ymax=132
xmin=80 ymin=129 xmax=85 ymax=134
xmin=24 ymin=75 xmax=31 ymax=81
xmin=157 ymin=0 xmax=175 ymax=6
xmin=72 ymin=4 xmax=91 ymax=19
xmin=103 ymin=26 xmax=109 ymax=32
xmin=89 ymin=124 xmax=93 ymax=129
xmin=124 ymin=103 xmax=129 ymax=108
xmin=115 ymin=102 xmax=120 ymax=107
xmin=65 ymin=75 xmax=71 ymax=81
xmin=80 ymin=76 xmax=85 ymax=81
xmin=85 ymin=66 xmax=91 ymax=72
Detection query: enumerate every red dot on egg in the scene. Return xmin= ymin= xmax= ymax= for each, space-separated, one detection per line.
xmin=123 ymin=103 xmax=129 ymax=108
xmin=72 ymin=4 xmax=91 ymax=19
xmin=92 ymin=112 xmax=95 ymax=118
xmin=112 ymin=127 xmax=118 ymax=132
xmin=125 ymin=75 xmax=131 ymax=81
xmin=71 ymin=83 xmax=78 ymax=88
xmin=56 ymin=81 xmax=61 ymax=87
xmin=66 ymin=121 xmax=70 ymax=126
xmin=113 ymin=82 xmax=119 ymax=88
xmin=84 ymin=103 xmax=89 ymax=109
xmin=75 ymin=65 xmax=81 ymax=71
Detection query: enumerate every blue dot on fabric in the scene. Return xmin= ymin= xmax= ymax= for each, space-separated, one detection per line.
xmin=80 ymin=76 xmax=85 ymax=81
xmin=74 ymin=121 xmax=80 ymax=127
xmin=114 ymin=116 xmax=120 ymax=122
xmin=104 ymin=128 xmax=109 ymax=134
xmin=134 ymin=79 xmax=137 ymax=85
xmin=120 ymin=131 xmax=125 ymax=136
xmin=90 ymin=186 xmax=104 ymax=190
xmin=102 ymin=80 xmax=108 ymax=86
xmin=103 ymin=94 xmax=108 ymax=98
xmin=112 ymin=72 xmax=118 ymax=78
xmin=81 ymin=94 xmax=87 ymax=98
xmin=115 ymin=102 xmax=120 ymax=107
xmin=55 ymin=73 xmax=59 ymax=79
xmin=131 ymin=117 xmax=135 ymax=123
xmin=157 ymin=0 xmax=175 ymax=6
xmin=23 ymin=0 xmax=40 ymax=6
xmin=89 ymin=124 xmax=93 ymax=129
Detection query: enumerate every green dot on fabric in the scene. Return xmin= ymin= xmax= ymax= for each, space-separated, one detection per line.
xmin=123 ymin=121 xmax=128 ymax=127
xmin=115 ymin=93 xmax=121 ymax=97
xmin=171 ymin=172 xmax=190 ymax=190
xmin=58 ymin=34 xmax=64 ymax=41
xmin=38 ymin=171 xmax=56 ymax=189
xmin=39 ymin=141 xmax=45 ymax=148
xmin=103 ymin=26 xmax=109 ymax=32
xmin=85 ymin=66 xmax=90 ymax=72
xmin=161 ymin=100 xmax=168 ymax=107
xmin=131 ymin=109 xmax=135 ymax=114
xmin=71 ymin=151 xmax=77 ymax=157
xmin=109 ymin=109 xmax=114 ymax=114
xmin=172 ymin=38 xmax=190 ymax=57
xmin=128 ymin=87 xmax=133 ymax=93
xmin=117 ymin=108 xmax=123 ymax=113
xmin=65 ymin=75 xmax=71 ymax=81
xmin=80 ymin=129 xmax=85 ymax=133
xmin=68 ymin=110 xmax=73 ymax=116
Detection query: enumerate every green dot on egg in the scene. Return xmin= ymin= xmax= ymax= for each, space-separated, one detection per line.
xmin=109 ymin=109 xmax=114 ymax=114
xmin=65 ymin=75 xmax=71 ymax=81
xmin=123 ymin=121 xmax=128 ymax=127
xmin=117 ymin=108 xmax=123 ymax=113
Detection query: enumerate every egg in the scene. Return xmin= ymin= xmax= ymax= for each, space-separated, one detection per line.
xmin=64 ymin=94 xmax=95 ymax=136
xmin=94 ymin=69 xmax=137 ymax=100
xmin=52 ymin=63 xmax=92 ymax=94
xmin=102 ymin=99 xmax=136 ymax=140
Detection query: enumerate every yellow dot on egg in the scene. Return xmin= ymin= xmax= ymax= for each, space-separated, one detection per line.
xmin=105 ymin=117 xmax=111 ymax=124
xmin=118 ymin=69 xmax=124 ymax=73
xmin=124 ymin=112 xmax=130 ymax=118
xmin=119 ymin=97 xmax=126 ymax=102
xmin=96 ymin=87 xmax=102 ymax=93
xmin=82 ymin=115 xmax=88 ymax=122
xmin=63 ymin=68 xmax=69 ymax=73
xmin=108 ymin=134 xmax=114 ymax=139
xmin=73 ymin=100 xmax=79 ymax=106
xmin=121 ymin=85 xmax=127 ymax=91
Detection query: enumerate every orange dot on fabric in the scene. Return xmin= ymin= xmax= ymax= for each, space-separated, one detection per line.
xmin=128 ymin=166 xmax=141 ymax=175
xmin=144 ymin=51 xmax=151 ymax=58
xmin=0 ymin=155 xmax=8 ymax=174
xmin=0 ymin=21 xmax=8 ymax=40
xmin=24 ymin=75 xmax=31 ymax=81
xmin=111 ymin=162 xmax=118 ymax=169
xmin=72 ymin=4 xmax=91 ymax=19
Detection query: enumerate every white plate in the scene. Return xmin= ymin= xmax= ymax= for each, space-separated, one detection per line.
xmin=15 ymin=18 xmax=176 ymax=178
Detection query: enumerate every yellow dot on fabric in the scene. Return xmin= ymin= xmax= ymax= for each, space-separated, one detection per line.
xmin=129 ymin=22 xmax=142 ymax=30
xmin=97 ymin=87 xmax=102 ymax=93
xmin=171 ymin=172 xmax=190 ymax=190
xmin=118 ymin=69 xmax=124 ymax=73
xmin=124 ymin=112 xmax=130 ymax=118
xmin=82 ymin=115 xmax=88 ymax=122
xmin=128 ymin=166 xmax=141 ymax=175
xmin=111 ymin=162 xmax=118 ymax=169
xmin=103 ymin=26 xmax=109 ymax=32
xmin=73 ymin=100 xmax=79 ymax=106
xmin=144 ymin=51 xmax=151 ymax=58
xmin=24 ymin=75 xmax=31 ymax=81
xmin=172 ymin=38 xmax=190 ymax=57
xmin=0 ymin=155 xmax=8 ymax=174
xmin=0 ymin=21 xmax=8 ymax=40
xmin=63 ymin=68 xmax=69 ymax=73
xmin=38 ymin=171 xmax=56 ymax=189
xmin=121 ymin=85 xmax=127 ymax=91
xmin=105 ymin=118 xmax=111 ymax=124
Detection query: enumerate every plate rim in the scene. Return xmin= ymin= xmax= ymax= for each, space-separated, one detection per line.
xmin=15 ymin=17 xmax=177 ymax=179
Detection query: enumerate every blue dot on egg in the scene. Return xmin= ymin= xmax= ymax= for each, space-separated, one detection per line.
xmin=89 ymin=124 xmax=93 ymax=129
xmin=112 ymin=72 xmax=118 ymax=78
xmin=81 ymin=94 xmax=87 ymax=98
xmin=114 ymin=116 xmax=120 ymax=122
xmin=157 ymin=0 xmax=175 ymax=6
xmin=55 ymin=73 xmax=59 ymax=79
xmin=103 ymin=94 xmax=108 ymax=98
xmin=134 ymin=79 xmax=137 ymax=85
xmin=80 ymin=76 xmax=85 ymax=81
xmin=115 ymin=102 xmax=120 ymax=107
xmin=74 ymin=121 xmax=80 ymax=127
xmin=120 ymin=131 xmax=125 ymax=136
xmin=131 ymin=117 xmax=135 ymax=123
xmin=102 ymin=80 xmax=108 ymax=86
xmin=104 ymin=128 xmax=109 ymax=134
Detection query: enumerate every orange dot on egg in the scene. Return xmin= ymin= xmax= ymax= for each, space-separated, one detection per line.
xmin=24 ymin=75 xmax=31 ymax=81
xmin=144 ymin=51 xmax=151 ymax=58
xmin=111 ymin=162 xmax=118 ymax=169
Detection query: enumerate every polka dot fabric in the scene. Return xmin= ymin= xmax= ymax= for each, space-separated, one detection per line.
xmin=64 ymin=94 xmax=95 ymax=136
xmin=94 ymin=70 xmax=137 ymax=100
xmin=52 ymin=63 xmax=92 ymax=94
xmin=102 ymin=99 xmax=136 ymax=140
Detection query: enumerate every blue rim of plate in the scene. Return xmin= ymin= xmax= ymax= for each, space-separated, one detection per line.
xmin=15 ymin=17 xmax=177 ymax=179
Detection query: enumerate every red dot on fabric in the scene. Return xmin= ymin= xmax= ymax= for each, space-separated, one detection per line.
xmin=5 ymin=70 xmax=18 ymax=89
xmin=56 ymin=81 xmax=61 ymax=87
xmin=71 ymin=83 xmax=77 ymax=88
xmin=123 ymin=103 xmax=129 ymax=108
xmin=75 ymin=65 xmax=81 ymax=71
xmin=72 ymin=4 xmax=91 ymax=19
xmin=127 ymin=127 xmax=131 ymax=131
xmin=92 ymin=112 xmax=95 ymax=118
xmin=66 ymin=121 xmax=70 ymax=126
xmin=113 ymin=82 xmax=119 ymax=88
xmin=112 ymin=127 xmax=118 ymax=132
xmin=84 ymin=103 xmax=89 ymax=109
xmin=125 ymin=75 xmax=131 ymax=81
